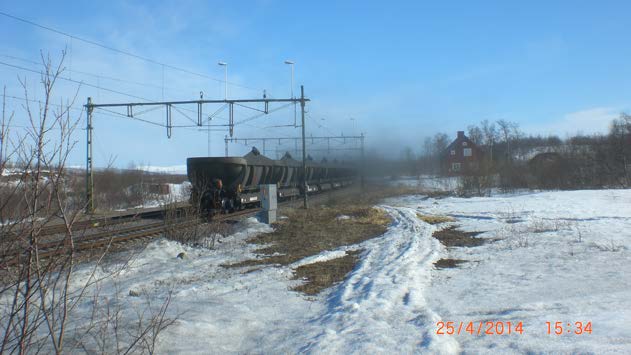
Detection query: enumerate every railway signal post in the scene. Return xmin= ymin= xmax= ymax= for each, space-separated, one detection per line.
xmin=260 ymin=184 xmax=277 ymax=224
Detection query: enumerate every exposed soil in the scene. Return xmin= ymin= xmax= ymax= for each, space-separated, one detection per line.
xmin=228 ymin=205 xmax=390 ymax=267
xmin=292 ymin=250 xmax=362 ymax=295
xmin=416 ymin=213 xmax=455 ymax=225
xmin=225 ymin=185 xmax=431 ymax=294
xmin=432 ymin=226 xmax=485 ymax=247
xmin=434 ymin=258 xmax=466 ymax=269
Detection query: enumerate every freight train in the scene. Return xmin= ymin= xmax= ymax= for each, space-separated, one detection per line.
xmin=187 ymin=147 xmax=356 ymax=212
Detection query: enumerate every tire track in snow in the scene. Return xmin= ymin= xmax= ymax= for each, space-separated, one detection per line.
xmin=300 ymin=206 xmax=460 ymax=354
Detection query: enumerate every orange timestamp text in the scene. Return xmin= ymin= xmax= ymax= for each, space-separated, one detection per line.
xmin=436 ymin=321 xmax=525 ymax=336
xmin=545 ymin=321 xmax=592 ymax=335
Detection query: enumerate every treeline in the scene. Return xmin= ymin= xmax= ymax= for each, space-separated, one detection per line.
xmin=1 ymin=161 xmax=188 ymax=213
xmin=396 ymin=114 xmax=631 ymax=193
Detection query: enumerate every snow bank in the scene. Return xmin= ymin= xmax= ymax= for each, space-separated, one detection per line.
xmin=49 ymin=204 xmax=462 ymax=353
xmin=137 ymin=164 xmax=187 ymax=175
xmin=8 ymin=188 xmax=627 ymax=353
xmin=299 ymin=206 xmax=459 ymax=354
xmin=389 ymin=175 xmax=460 ymax=192
xmin=392 ymin=189 xmax=631 ymax=354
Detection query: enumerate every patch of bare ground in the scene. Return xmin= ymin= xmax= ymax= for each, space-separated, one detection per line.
xmin=432 ymin=226 xmax=485 ymax=247
xmin=432 ymin=226 xmax=486 ymax=270
xmin=226 ymin=186 xmax=427 ymax=294
xmin=416 ymin=213 xmax=455 ymax=225
xmin=292 ymin=250 xmax=362 ymax=295
xmin=229 ymin=204 xmax=389 ymax=267
xmin=434 ymin=258 xmax=466 ymax=269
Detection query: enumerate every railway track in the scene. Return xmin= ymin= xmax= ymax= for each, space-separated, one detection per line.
xmin=2 ymin=207 xmax=166 ymax=241
xmin=1 ymin=184 xmax=356 ymax=268
xmin=1 ymin=207 xmax=261 ymax=267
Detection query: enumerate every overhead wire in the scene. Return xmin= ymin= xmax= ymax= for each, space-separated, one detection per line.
xmin=0 ymin=53 xmax=188 ymax=95
xmin=0 ymin=11 xmax=317 ymax=148
xmin=2 ymin=93 xmax=85 ymax=114
xmin=0 ymin=60 xmax=209 ymax=120
xmin=0 ymin=60 xmax=152 ymax=102
xmin=0 ymin=10 xmax=264 ymax=92
xmin=171 ymin=105 xmax=198 ymax=125
xmin=233 ymin=103 xmax=293 ymax=125
xmin=95 ymin=107 xmax=165 ymax=128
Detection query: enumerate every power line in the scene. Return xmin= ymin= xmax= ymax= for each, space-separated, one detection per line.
xmin=234 ymin=103 xmax=293 ymax=125
xmin=306 ymin=112 xmax=338 ymax=136
xmin=0 ymin=53 xmax=192 ymax=95
xmin=0 ymin=10 xmax=263 ymax=92
xmin=2 ymin=92 xmax=84 ymax=113
xmin=0 ymin=59 xmax=213 ymax=120
xmin=0 ymin=60 xmax=152 ymax=102
xmin=95 ymin=107 xmax=165 ymax=127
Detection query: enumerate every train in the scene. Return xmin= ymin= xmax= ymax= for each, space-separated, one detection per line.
xmin=187 ymin=147 xmax=356 ymax=212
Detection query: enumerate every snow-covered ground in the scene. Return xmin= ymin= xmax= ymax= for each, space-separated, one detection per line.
xmin=137 ymin=164 xmax=188 ymax=175
xmin=388 ymin=189 xmax=631 ymax=353
xmin=5 ymin=188 xmax=630 ymax=353
xmin=115 ymin=181 xmax=192 ymax=211
xmin=388 ymin=175 xmax=460 ymax=192
xmin=141 ymin=181 xmax=191 ymax=208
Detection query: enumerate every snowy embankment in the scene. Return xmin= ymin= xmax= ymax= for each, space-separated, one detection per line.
xmin=389 ymin=189 xmax=631 ymax=354
xmin=58 ymin=201 xmax=456 ymax=353
xmin=139 ymin=181 xmax=191 ymax=209
xmin=115 ymin=181 xmax=191 ymax=211
xmin=387 ymin=175 xmax=460 ymax=192
xmin=300 ymin=206 xmax=458 ymax=353
xmin=19 ymin=188 xmax=630 ymax=353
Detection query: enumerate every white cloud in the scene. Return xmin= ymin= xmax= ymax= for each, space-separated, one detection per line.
xmin=526 ymin=107 xmax=620 ymax=136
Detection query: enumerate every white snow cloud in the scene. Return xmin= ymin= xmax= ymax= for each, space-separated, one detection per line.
xmin=525 ymin=107 xmax=621 ymax=136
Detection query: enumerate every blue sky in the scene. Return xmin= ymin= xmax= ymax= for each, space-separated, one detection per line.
xmin=1 ymin=0 xmax=630 ymax=168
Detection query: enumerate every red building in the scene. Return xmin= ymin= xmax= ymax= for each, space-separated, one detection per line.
xmin=443 ymin=131 xmax=484 ymax=175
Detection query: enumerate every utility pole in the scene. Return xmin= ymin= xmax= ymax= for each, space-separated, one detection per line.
xmin=300 ymin=85 xmax=308 ymax=209
xmin=284 ymin=60 xmax=296 ymax=126
xmin=86 ymin=97 xmax=94 ymax=214
xmin=360 ymin=132 xmax=365 ymax=189
xmin=207 ymin=117 xmax=211 ymax=156
xmin=218 ymin=61 xmax=228 ymax=100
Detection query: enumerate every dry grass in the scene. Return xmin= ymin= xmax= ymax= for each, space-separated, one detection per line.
xmin=322 ymin=184 xmax=425 ymax=207
xmin=434 ymin=258 xmax=466 ymax=269
xmin=432 ymin=226 xmax=485 ymax=247
xmin=226 ymin=186 xmax=415 ymax=294
xmin=416 ymin=213 xmax=455 ymax=225
xmin=230 ymin=204 xmax=389 ymax=267
xmin=292 ymin=251 xmax=361 ymax=295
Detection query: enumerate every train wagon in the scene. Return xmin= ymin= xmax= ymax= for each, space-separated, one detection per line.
xmin=187 ymin=147 xmax=356 ymax=212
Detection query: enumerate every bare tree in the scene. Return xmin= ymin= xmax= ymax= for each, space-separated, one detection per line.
xmin=480 ymin=119 xmax=498 ymax=162
xmin=467 ymin=124 xmax=483 ymax=145
xmin=0 ymin=86 xmax=14 ymax=176
xmin=497 ymin=119 xmax=519 ymax=161
xmin=0 ymin=51 xmax=175 ymax=354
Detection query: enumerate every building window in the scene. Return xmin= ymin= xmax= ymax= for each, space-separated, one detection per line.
xmin=452 ymin=163 xmax=461 ymax=171
xmin=462 ymin=142 xmax=468 ymax=146
xmin=450 ymin=150 xmax=456 ymax=156
xmin=463 ymin=148 xmax=472 ymax=157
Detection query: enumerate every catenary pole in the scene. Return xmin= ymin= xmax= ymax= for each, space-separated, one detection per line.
xmin=85 ymin=94 xmax=310 ymax=211
xmin=86 ymin=97 xmax=94 ymax=213
xmin=301 ymin=85 xmax=308 ymax=209
xmin=361 ymin=132 xmax=365 ymax=189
